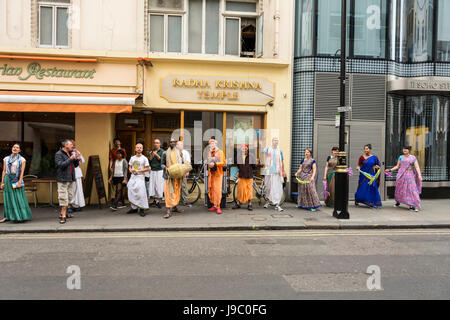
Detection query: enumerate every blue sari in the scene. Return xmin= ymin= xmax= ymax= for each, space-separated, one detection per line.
xmin=355 ymin=155 xmax=382 ymax=208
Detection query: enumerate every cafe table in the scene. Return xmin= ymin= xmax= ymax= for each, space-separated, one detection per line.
xmin=32 ymin=178 xmax=58 ymax=208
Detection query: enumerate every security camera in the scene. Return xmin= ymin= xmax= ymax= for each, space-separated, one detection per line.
xmin=268 ymin=101 xmax=274 ymax=107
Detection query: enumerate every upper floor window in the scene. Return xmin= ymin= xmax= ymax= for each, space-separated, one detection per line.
xmin=148 ymin=0 xmax=263 ymax=57
xmin=436 ymin=0 xmax=450 ymax=62
xmin=38 ymin=0 xmax=70 ymax=48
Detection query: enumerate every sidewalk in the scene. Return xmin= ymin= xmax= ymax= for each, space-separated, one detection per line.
xmin=0 ymin=199 xmax=449 ymax=234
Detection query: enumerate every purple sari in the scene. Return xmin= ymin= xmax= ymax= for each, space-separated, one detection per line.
xmin=395 ymin=155 xmax=421 ymax=208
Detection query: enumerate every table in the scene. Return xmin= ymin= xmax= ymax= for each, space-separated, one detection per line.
xmin=32 ymin=178 xmax=57 ymax=208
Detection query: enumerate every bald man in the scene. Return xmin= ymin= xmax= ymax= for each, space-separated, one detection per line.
xmin=206 ymin=139 xmax=225 ymax=214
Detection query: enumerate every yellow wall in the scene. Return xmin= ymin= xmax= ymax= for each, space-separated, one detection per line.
xmin=75 ymin=113 xmax=114 ymax=204
xmin=143 ymin=58 xmax=293 ymax=175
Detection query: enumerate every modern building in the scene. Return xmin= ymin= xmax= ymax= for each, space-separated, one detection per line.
xmin=0 ymin=0 xmax=295 ymax=204
xmin=293 ymin=0 xmax=450 ymax=200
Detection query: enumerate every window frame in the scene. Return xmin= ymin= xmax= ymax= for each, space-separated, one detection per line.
xmin=148 ymin=13 xmax=184 ymax=53
xmin=38 ymin=2 xmax=70 ymax=49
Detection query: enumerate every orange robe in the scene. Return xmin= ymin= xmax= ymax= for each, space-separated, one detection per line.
xmin=237 ymin=178 xmax=253 ymax=203
xmin=208 ymin=149 xmax=224 ymax=208
xmin=164 ymin=147 xmax=181 ymax=208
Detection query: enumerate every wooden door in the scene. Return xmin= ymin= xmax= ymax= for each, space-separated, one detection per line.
xmin=116 ymin=131 xmax=136 ymax=161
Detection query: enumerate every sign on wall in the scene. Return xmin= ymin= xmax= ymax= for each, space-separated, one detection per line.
xmin=160 ymin=74 xmax=275 ymax=106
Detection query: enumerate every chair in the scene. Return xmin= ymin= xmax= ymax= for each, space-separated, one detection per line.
xmin=23 ymin=175 xmax=38 ymax=208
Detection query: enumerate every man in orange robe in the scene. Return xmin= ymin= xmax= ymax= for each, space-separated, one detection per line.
xmin=207 ymin=139 xmax=225 ymax=214
xmin=163 ymin=138 xmax=183 ymax=219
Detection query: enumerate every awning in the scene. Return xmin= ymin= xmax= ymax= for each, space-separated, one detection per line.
xmin=0 ymin=91 xmax=139 ymax=113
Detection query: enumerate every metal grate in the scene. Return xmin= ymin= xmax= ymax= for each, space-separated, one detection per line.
xmin=351 ymin=74 xmax=386 ymax=121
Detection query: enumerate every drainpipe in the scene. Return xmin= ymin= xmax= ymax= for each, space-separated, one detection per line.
xmin=273 ymin=0 xmax=280 ymax=57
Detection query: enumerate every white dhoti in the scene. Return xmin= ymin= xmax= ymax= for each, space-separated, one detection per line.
xmin=127 ymin=175 xmax=149 ymax=209
xmin=264 ymin=174 xmax=283 ymax=205
xmin=71 ymin=177 xmax=85 ymax=208
xmin=148 ymin=170 xmax=164 ymax=198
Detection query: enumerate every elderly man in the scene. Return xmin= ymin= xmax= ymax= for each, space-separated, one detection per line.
xmin=206 ymin=139 xmax=225 ymax=214
xmin=55 ymin=139 xmax=80 ymax=224
xmin=162 ymin=138 xmax=183 ymax=218
xmin=176 ymin=140 xmax=192 ymax=207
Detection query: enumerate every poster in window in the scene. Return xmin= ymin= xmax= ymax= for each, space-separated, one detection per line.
xmin=233 ymin=116 xmax=254 ymax=145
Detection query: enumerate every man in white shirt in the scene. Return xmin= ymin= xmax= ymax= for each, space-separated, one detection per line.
xmin=176 ymin=140 xmax=192 ymax=207
xmin=127 ymin=143 xmax=150 ymax=217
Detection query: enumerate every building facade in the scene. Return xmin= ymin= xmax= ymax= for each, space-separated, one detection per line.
xmin=293 ymin=0 xmax=450 ymax=199
xmin=0 ymin=0 xmax=294 ymax=203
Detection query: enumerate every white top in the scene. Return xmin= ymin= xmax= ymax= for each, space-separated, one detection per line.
xmin=114 ymin=159 xmax=124 ymax=177
xmin=181 ymin=149 xmax=191 ymax=164
xmin=3 ymin=155 xmax=25 ymax=175
xmin=129 ymin=155 xmax=149 ymax=176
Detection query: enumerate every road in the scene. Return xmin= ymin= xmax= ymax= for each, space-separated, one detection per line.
xmin=0 ymin=229 xmax=449 ymax=299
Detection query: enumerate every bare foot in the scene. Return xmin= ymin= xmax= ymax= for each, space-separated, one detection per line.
xmin=0 ymin=218 xmax=7 ymax=223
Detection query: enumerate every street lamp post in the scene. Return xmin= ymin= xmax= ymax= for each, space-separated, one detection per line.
xmin=333 ymin=0 xmax=350 ymax=219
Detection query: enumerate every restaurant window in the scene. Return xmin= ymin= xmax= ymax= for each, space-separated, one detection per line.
xmin=436 ymin=0 xmax=450 ymax=62
xmin=386 ymin=95 xmax=450 ymax=182
xmin=0 ymin=112 xmax=75 ymax=178
xmin=389 ymin=0 xmax=434 ymax=62
xmin=38 ymin=0 xmax=70 ymax=48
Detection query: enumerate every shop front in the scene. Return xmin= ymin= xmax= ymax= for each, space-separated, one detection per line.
xmin=0 ymin=54 xmax=140 ymax=204
xmin=387 ymin=77 xmax=450 ymax=197
xmin=117 ymin=57 xmax=292 ymax=188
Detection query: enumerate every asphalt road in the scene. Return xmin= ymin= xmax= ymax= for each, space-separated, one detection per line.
xmin=0 ymin=229 xmax=449 ymax=300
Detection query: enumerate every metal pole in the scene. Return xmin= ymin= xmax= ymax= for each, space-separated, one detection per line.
xmin=333 ymin=0 xmax=350 ymax=219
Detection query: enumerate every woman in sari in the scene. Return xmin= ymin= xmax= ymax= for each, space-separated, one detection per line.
xmin=323 ymin=146 xmax=339 ymax=207
xmin=295 ymin=149 xmax=321 ymax=211
xmin=0 ymin=143 xmax=32 ymax=223
xmin=386 ymin=146 xmax=422 ymax=212
xmin=355 ymin=144 xmax=382 ymax=208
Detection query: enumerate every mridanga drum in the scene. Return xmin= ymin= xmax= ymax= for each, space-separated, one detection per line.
xmin=167 ymin=163 xmax=192 ymax=179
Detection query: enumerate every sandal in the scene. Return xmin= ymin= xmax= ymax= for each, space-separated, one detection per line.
xmin=163 ymin=210 xmax=171 ymax=219
xmin=0 ymin=218 xmax=7 ymax=223
xmin=59 ymin=217 xmax=67 ymax=224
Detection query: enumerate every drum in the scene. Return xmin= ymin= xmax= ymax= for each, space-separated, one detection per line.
xmin=167 ymin=163 xmax=192 ymax=179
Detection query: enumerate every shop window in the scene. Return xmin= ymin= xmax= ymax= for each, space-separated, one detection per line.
xmin=0 ymin=112 xmax=75 ymax=178
xmin=38 ymin=0 xmax=70 ymax=48
xmin=386 ymin=95 xmax=450 ymax=182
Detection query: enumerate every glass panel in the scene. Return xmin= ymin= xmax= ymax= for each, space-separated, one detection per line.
xmin=150 ymin=14 xmax=164 ymax=52
xmin=168 ymin=15 xmax=182 ymax=52
xmin=226 ymin=1 xmax=257 ymax=12
xmin=437 ymin=0 xmax=450 ymax=62
xmin=40 ymin=6 xmax=53 ymax=46
xmin=386 ymin=94 xmax=449 ymax=182
xmin=188 ymin=0 xmax=202 ymax=53
xmin=205 ymin=0 xmax=220 ymax=54
xmin=353 ymin=0 xmax=386 ymax=58
xmin=241 ymin=18 xmax=256 ymax=56
xmin=56 ymin=7 xmax=69 ymax=46
xmin=184 ymin=111 xmax=224 ymax=165
xmin=317 ymin=0 xmax=350 ymax=56
xmin=295 ymin=0 xmax=314 ymax=57
xmin=148 ymin=0 xmax=184 ymax=10
xmin=225 ymin=18 xmax=240 ymax=55
xmin=391 ymin=0 xmax=434 ymax=62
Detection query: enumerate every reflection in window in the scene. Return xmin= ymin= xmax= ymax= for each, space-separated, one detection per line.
xmin=0 ymin=112 xmax=75 ymax=178
xmin=317 ymin=0 xmax=350 ymax=56
xmin=294 ymin=0 xmax=314 ymax=57
xmin=389 ymin=0 xmax=434 ymax=62
xmin=353 ymin=0 xmax=386 ymax=58
xmin=386 ymin=95 xmax=449 ymax=182
xmin=437 ymin=0 xmax=450 ymax=62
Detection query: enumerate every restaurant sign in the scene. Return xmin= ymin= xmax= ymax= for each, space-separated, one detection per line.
xmin=160 ymin=74 xmax=275 ymax=106
xmin=0 ymin=62 xmax=96 ymax=80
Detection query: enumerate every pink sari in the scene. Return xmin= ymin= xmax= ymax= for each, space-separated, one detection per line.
xmin=395 ymin=155 xmax=421 ymax=208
